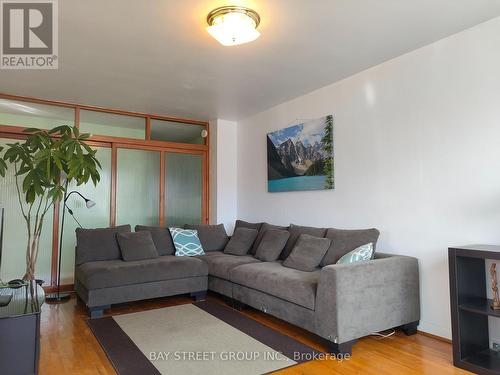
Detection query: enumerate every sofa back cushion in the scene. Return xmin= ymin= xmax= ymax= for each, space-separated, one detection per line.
xmin=320 ymin=228 xmax=380 ymax=266
xmin=283 ymin=234 xmax=331 ymax=272
xmin=281 ymin=224 xmax=326 ymax=260
xmin=135 ymin=225 xmax=175 ymax=255
xmin=76 ymin=224 xmax=131 ymax=265
xmin=251 ymin=222 xmax=289 ymax=255
xmin=224 ymin=227 xmax=259 ymax=256
xmin=235 ymin=220 xmax=263 ymax=233
xmin=184 ymin=224 xmax=229 ymax=252
xmin=254 ymin=229 xmax=290 ymax=262
xmin=117 ymin=231 xmax=159 ymax=261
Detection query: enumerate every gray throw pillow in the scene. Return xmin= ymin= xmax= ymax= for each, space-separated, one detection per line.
xmin=224 ymin=227 xmax=259 ymax=256
xmin=320 ymin=228 xmax=380 ymax=266
xmin=135 ymin=225 xmax=175 ymax=255
xmin=184 ymin=224 xmax=229 ymax=252
xmin=254 ymin=229 xmax=290 ymax=262
xmin=76 ymin=224 xmax=131 ymax=265
xmin=281 ymin=224 xmax=326 ymax=260
xmin=251 ymin=222 xmax=289 ymax=255
xmin=283 ymin=234 xmax=331 ymax=272
xmin=117 ymin=231 xmax=159 ymax=261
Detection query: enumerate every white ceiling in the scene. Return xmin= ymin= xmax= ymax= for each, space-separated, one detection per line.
xmin=1 ymin=0 xmax=499 ymax=121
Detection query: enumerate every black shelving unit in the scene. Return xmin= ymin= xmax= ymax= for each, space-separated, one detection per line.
xmin=449 ymin=245 xmax=500 ymax=375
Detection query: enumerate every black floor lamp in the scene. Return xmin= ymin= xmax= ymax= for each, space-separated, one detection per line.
xmin=45 ymin=190 xmax=95 ymax=303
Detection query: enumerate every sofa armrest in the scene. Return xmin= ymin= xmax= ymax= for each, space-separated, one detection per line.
xmin=315 ymin=253 xmax=420 ymax=344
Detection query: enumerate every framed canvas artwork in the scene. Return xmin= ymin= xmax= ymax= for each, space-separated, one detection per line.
xmin=267 ymin=115 xmax=334 ymax=192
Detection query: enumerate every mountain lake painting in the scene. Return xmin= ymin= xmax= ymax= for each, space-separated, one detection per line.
xmin=267 ymin=115 xmax=334 ymax=192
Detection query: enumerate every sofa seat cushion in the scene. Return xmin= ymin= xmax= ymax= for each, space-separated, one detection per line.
xmin=198 ymin=253 xmax=260 ymax=280
xmin=230 ymin=262 xmax=320 ymax=310
xmin=195 ymin=251 xmax=225 ymax=258
xmin=193 ymin=251 xmax=227 ymax=264
xmin=76 ymin=256 xmax=208 ymax=290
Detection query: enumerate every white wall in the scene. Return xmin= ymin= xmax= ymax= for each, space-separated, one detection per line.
xmin=235 ymin=17 xmax=500 ymax=339
xmin=210 ymin=119 xmax=238 ymax=234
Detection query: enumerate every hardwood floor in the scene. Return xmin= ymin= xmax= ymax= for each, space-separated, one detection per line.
xmin=39 ymin=293 xmax=470 ymax=375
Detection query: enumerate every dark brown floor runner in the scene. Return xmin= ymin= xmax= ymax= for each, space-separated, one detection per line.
xmin=194 ymin=301 xmax=320 ymax=363
xmin=88 ymin=316 xmax=161 ymax=375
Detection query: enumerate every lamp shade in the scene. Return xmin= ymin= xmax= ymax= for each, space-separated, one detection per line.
xmin=85 ymin=199 xmax=96 ymax=209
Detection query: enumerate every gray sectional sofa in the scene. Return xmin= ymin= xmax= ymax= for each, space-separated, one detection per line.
xmin=74 ymin=221 xmax=420 ymax=355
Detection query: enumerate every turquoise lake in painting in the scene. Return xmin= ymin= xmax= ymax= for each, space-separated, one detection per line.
xmin=268 ymin=176 xmax=327 ymax=192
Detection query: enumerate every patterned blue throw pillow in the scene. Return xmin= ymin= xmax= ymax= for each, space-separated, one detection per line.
xmin=336 ymin=243 xmax=374 ymax=264
xmin=169 ymin=227 xmax=205 ymax=256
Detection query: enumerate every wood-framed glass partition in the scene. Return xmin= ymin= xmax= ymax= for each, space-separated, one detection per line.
xmin=0 ymin=93 xmax=209 ymax=288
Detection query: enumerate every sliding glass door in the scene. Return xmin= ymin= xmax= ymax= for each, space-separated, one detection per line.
xmin=114 ymin=148 xmax=204 ymax=228
xmin=116 ymin=148 xmax=160 ymax=228
xmin=164 ymin=152 xmax=203 ymax=226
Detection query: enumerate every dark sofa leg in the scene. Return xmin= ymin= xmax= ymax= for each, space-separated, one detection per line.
xmin=325 ymin=339 xmax=357 ymax=356
xmin=191 ymin=291 xmax=207 ymax=302
xmin=88 ymin=305 xmax=110 ymax=319
xmin=232 ymin=299 xmax=247 ymax=311
xmin=402 ymin=321 xmax=419 ymax=336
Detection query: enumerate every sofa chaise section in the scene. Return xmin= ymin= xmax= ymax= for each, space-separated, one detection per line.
xmin=75 ymin=225 xmax=209 ymax=317
xmin=227 ymin=252 xmax=419 ymax=355
xmin=75 ymin=256 xmax=208 ymax=317
xmin=76 ymin=256 xmax=207 ymax=290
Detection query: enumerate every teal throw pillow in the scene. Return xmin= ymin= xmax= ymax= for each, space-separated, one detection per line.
xmin=336 ymin=243 xmax=374 ymax=264
xmin=169 ymin=227 xmax=205 ymax=256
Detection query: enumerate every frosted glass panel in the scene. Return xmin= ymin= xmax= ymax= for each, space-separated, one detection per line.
xmin=0 ymin=138 xmax=53 ymax=283
xmin=80 ymin=110 xmax=145 ymax=139
xmin=0 ymin=99 xmax=74 ymax=129
xmin=151 ymin=119 xmax=205 ymax=144
xmin=165 ymin=153 xmax=202 ymax=226
xmin=58 ymin=147 xmax=111 ymax=284
xmin=116 ymin=149 xmax=160 ymax=228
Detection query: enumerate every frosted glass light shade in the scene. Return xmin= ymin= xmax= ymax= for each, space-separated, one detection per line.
xmin=207 ymin=8 xmax=260 ymax=46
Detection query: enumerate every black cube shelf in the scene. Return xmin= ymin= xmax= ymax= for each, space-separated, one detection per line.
xmin=449 ymin=245 xmax=500 ymax=375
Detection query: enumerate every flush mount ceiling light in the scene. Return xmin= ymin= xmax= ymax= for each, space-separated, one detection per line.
xmin=206 ymin=6 xmax=261 ymax=46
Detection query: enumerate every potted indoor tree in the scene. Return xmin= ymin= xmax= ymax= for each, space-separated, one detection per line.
xmin=0 ymin=126 xmax=101 ymax=282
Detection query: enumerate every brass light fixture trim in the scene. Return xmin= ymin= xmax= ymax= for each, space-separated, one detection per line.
xmin=206 ymin=6 xmax=261 ymax=28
